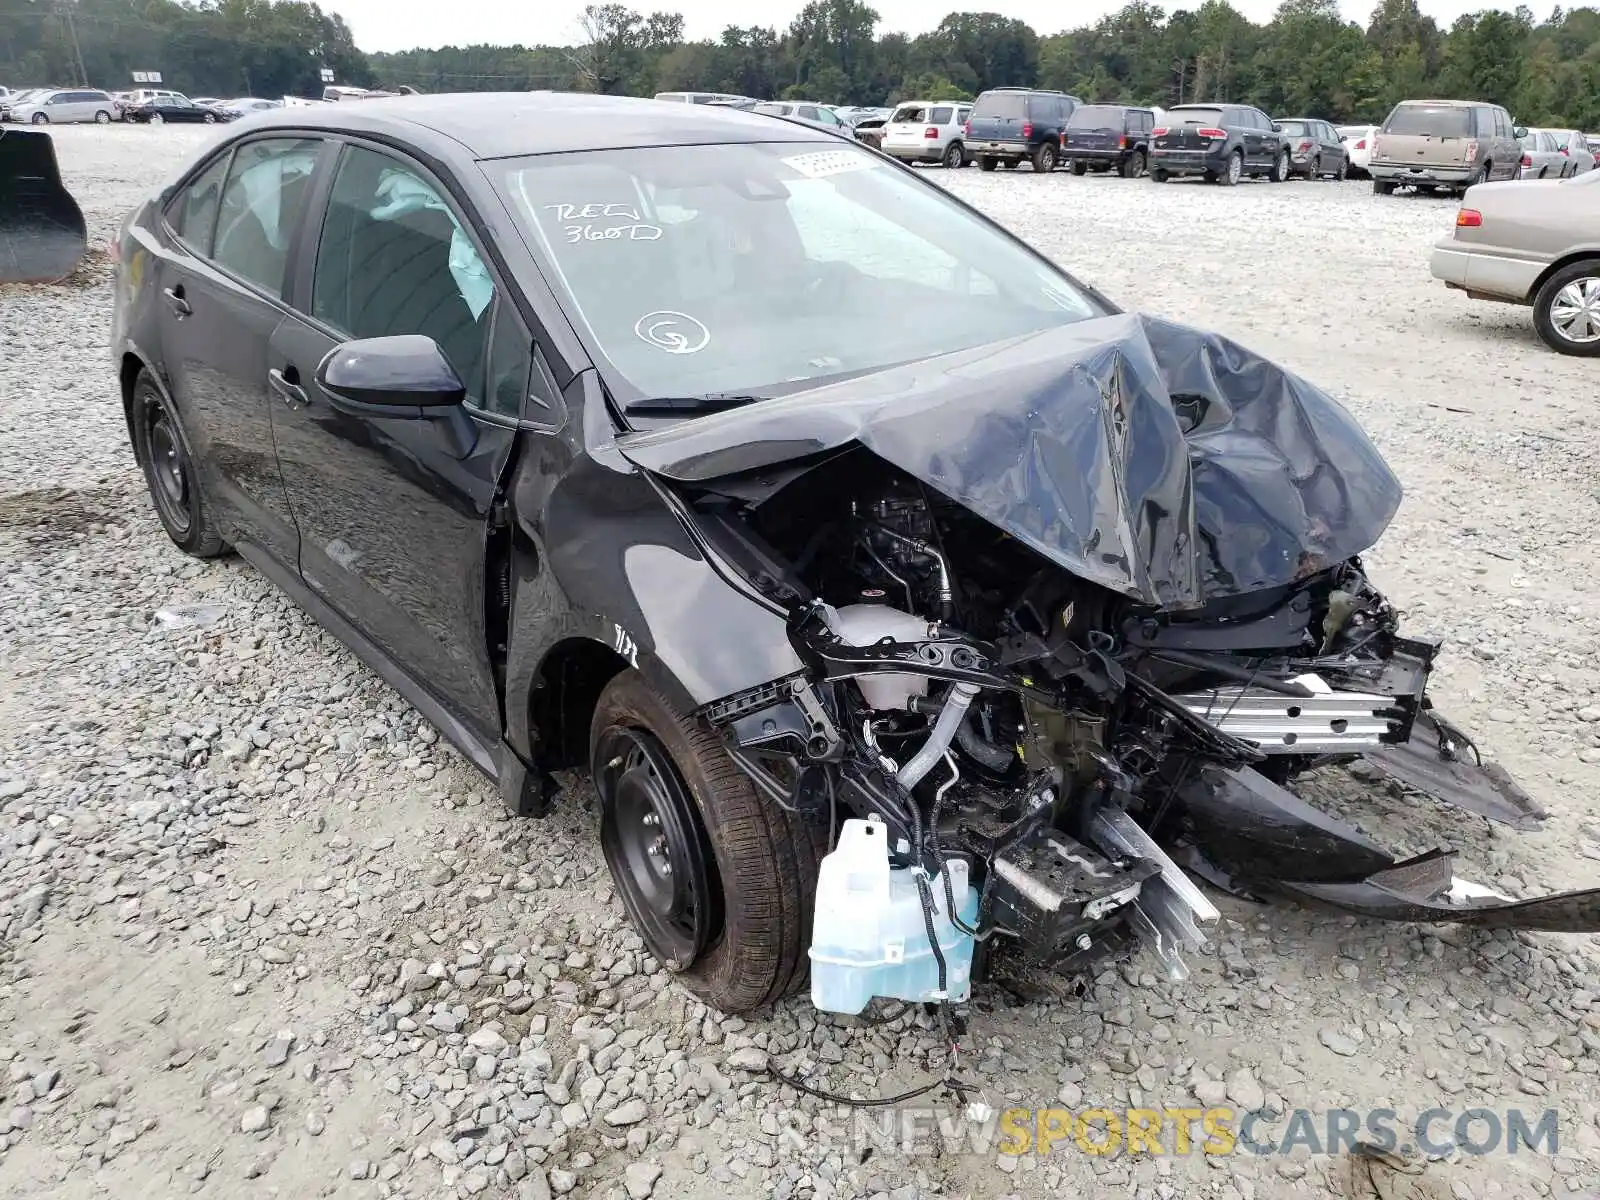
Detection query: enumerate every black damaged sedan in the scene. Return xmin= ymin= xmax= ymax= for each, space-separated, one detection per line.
xmin=111 ymin=93 xmax=1600 ymax=1016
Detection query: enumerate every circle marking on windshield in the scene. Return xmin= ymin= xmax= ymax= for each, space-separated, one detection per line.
xmin=634 ymin=311 xmax=710 ymax=355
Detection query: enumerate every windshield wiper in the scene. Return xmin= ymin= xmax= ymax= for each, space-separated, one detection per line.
xmin=624 ymin=393 xmax=769 ymax=415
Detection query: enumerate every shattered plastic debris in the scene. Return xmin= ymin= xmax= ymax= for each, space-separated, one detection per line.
xmin=153 ymin=603 xmax=226 ymax=631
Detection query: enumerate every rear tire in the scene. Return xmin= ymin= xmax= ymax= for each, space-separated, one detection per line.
xmin=590 ymin=671 xmax=828 ymax=1014
xmin=942 ymin=141 xmax=964 ymax=169
xmin=130 ymin=371 xmax=227 ymax=558
xmin=978 ymin=156 xmax=997 ymax=171
xmin=1150 ymin=167 xmax=1170 ymax=183
xmin=1532 ymin=259 xmax=1600 ymax=357
xmin=1071 ymin=160 xmax=1088 ymax=176
xmin=1031 ymin=142 xmax=1057 ymax=172
xmin=1217 ymin=150 xmax=1242 ymax=186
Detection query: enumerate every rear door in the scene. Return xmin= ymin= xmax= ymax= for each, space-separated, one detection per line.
xmin=968 ymin=91 xmax=1026 ymax=147
xmin=267 ymin=139 xmax=522 ymax=748
xmin=1066 ymin=105 xmax=1121 ymax=155
xmin=153 ymin=135 xmax=326 ymax=567
xmin=1378 ymin=103 xmax=1477 ymax=170
xmin=885 ymin=103 xmax=927 ymax=151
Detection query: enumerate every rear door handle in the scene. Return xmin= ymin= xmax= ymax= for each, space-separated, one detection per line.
xmin=268 ymin=368 xmax=308 ymax=408
xmin=162 ymin=286 xmax=191 ymax=317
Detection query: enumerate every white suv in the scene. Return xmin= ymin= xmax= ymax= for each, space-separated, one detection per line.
xmin=880 ymin=100 xmax=973 ymax=168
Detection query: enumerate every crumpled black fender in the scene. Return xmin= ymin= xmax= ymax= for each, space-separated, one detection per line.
xmin=500 ymin=379 xmax=805 ymax=808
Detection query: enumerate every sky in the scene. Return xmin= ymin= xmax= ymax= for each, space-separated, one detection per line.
xmin=327 ymin=0 xmax=1500 ymax=54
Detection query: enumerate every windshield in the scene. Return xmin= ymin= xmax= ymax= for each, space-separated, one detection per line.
xmin=498 ymin=141 xmax=1102 ymax=402
xmin=1384 ymin=104 xmax=1472 ymax=136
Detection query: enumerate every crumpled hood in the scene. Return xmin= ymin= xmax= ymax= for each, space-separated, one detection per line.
xmin=617 ymin=312 xmax=1402 ymax=610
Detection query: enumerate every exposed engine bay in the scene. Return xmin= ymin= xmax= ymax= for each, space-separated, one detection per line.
xmin=616 ymin=313 xmax=1600 ymax=1014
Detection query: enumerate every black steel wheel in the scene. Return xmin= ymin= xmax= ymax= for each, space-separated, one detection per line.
xmin=595 ymin=724 xmax=719 ymax=972
xmin=131 ymin=371 xmax=226 ymax=557
xmin=590 ymin=671 xmax=828 ymax=1014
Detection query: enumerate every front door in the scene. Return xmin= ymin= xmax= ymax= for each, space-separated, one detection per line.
xmin=155 ymin=136 xmax=323 ymax=566
xmin=268 ymin=141 xmax=524 ymax=746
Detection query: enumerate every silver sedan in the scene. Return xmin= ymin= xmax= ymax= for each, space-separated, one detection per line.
xmin=1430 ymin=170 xmax=1600 ymax=355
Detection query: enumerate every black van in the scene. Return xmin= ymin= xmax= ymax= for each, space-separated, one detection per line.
xmin=1062 ymin=104 xmax=1157 ymax=177
xmin=966 ymin=87 xmax=1082 ymax=172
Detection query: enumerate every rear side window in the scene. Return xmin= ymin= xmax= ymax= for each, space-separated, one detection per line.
xmin=972 ymin=92 xmax=1025 ymax=120
xmin=929 ymin=106 xmax=953 ymax=125
xmin=168 ymin=153 xmax=231 ymax=254
xmin=1383 ymin=104 xmax=1473 ymax=137
xmin=212 ymin=137 xmax=322 ymax=296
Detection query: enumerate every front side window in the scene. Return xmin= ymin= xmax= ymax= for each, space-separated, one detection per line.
xmin=500 ymin=141 xmax=1102 ymax=402
xmin=168 ymin=153 xmax=231 ymax=254
xmin=311 ymin=145 xmax=495 ymax=404
xmin=212 ymin=137 xmax=321 ymax=295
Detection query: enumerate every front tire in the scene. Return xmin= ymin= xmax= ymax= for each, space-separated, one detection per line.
xmin=95 ymin=110 xmax=111 ymax=124
xmin=1031 ymin=142 xmax=1057 ymax=172
xmin=1533 ymin=260 xmax=1600 ymax=356
xmin=1121 ymin=151 xmax=1146 ymax=178
xmin=131 ymin=372 xmax=227 ymax=558
xmin=31 ymin=112 xmax=48 ymax=125
xmin=591 ymin=671 xmax=827 ymax=1014
xmin=202 ymin=112 xmax=216 ymax=124
xmin=1334 ymin=156 xmax=1348 ymax=181
xmin=1271 ymin=150 xmax=1290 ymax=182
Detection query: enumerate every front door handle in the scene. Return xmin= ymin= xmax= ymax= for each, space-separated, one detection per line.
xmin=268 ymin=368 xmax=308 ymax=408
xmin=162 ymin=286 xmax=191 ymax=318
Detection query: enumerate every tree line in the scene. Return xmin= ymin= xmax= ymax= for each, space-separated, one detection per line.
xmin=5 ymin=0 xmax=1599 ymax=130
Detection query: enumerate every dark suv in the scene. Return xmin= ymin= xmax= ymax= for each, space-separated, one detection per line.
xmin=1150 ymin=104 xmax=1290 ymax=186
xmin=1061 ymin=104 xmax=1157 ymax=177
xmin=966 ymin=87 xmax=1081 ymax=172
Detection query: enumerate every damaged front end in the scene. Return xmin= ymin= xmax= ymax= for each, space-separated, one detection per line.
xmin=619 ymin=312 xmax=1600 ymax=1013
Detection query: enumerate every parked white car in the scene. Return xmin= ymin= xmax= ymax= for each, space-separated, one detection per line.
xmin=8 ymin=87 xmax=117 ymax=124
xmin=1337 ymin=124 xmax=1378 ymax=177
xmin=1551 ymin=129 xmax=1594 ymax=175
xmin=880 ymin=100 xmax=974 ymax=168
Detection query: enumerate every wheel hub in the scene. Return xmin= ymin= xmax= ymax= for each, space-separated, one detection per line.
xmin=1551 ymin=278 xmax=1600 ymax=343
xmin=143 ymin=400 xmax=192 ymax=535
xmin=596 ymin=727 xmax=719 ymax=971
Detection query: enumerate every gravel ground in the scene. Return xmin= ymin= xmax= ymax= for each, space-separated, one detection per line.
xmin=3 ymin=124 xmax=1600 ymax=1200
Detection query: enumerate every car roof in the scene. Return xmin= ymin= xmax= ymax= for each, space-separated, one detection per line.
xmin=1392 ymin=99 xmax=1482 ymax=107
xmin=240 ymin=91 xmax=842 ymax=160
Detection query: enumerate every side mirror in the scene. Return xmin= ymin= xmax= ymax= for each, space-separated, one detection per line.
xmin=316 ymin=335 xmax=465 ymax=417
xmin=1513 ymin=125 xmax=1528 ymax=139
xmin=1270 ymin=122 xmax=1283 ymax=132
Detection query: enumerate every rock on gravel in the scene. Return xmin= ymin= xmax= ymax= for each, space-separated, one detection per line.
xmin=0 ymin=124 xmax=1597 ymax=1200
